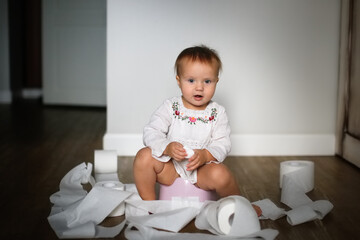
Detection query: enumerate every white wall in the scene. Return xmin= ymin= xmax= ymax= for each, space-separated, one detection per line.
xmin=42 ymin=0 xmax=106 ymax=106
xmin=105 ymin=0 xmax=340 ymax=156
xmin=0 ymin=0 xmax=11 ymax=103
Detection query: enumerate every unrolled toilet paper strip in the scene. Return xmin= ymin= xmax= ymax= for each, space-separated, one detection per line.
xmin=95 ymin=181 xmax=126 ymax=217
xmin=125 ymin=196 xmax=278 ymax=240
xmin=94 ymin=149 xmax=120 ymax=182
xmin=285 ymin=200 xmax=334 ymax=225
xmin=125 ymin=199 xmax=203 ymax=218
xmin=253 ymin=160 xmax=333 ymax=226
xmin=49 ymin=162 xmax=278 ymax=239
xmin=280 ymin=160 xmax=318 ymax=209
xmin=127 ymin=207 xmax=200 ymax=232
xmin=48 ymin=162 xmax=206 ymax=238
xmin=48 ymin=162 xmax=133 ymax=238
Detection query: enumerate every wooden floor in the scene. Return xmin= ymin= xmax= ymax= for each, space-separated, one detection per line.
xmin=1 ymin=100 xmax=360 ymax=239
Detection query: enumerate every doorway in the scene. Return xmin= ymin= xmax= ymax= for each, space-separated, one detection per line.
xmin=8 ymin=0 xmax=42 ymax=101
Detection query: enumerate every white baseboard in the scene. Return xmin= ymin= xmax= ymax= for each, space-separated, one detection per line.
xmin=230 ymin=134 xmax=335 ymax=156
xmin=103 ymin=133 xmax=335 ymax=156
xmin=0 ymin=90 xmax=11 ymax=103
xmin=22 ymin=88 xmax=42 ymax=99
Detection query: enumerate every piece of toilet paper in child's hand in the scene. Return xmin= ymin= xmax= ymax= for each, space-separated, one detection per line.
xmin=183 ymin=146 xmax=194 ymax=158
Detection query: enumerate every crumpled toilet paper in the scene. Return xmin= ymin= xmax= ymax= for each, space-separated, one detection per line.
xmin=48 ymin=162 xmax=133 ymax=238
xmin=48 ymin=160 xmax=278 ymax=239
xmin=49 ymin=153 xmax=331 ymax=239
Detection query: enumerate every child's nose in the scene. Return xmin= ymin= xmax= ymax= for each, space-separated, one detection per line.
xmin=195 ymin=82 xmax=204 ymax=90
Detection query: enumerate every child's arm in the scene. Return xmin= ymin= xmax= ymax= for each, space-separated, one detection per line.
xmin=205 ymin=106 xmax=231 ymax=163
xmin=143 ymin=100 xmax=173 ymax=162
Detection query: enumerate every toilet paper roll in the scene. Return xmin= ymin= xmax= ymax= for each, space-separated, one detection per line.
xmin=94 ymin=150 xmax=118 ymax=174
xmin=217 ymin=198 xmax=235 ymax=234
xmin=215 ymin=196 xmax=260 ymax=236
xmin=94 ymin=150 xmax=119 ymax=182
xmin=280 ymin=160 xmax=314 ymax=193
xmin=95 ymin=181 xmax=126 ymax=217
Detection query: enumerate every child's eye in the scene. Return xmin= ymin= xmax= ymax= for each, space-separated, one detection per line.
xmin=188 ymin=79 xmax=194 ymax=83
xmin=205 ymin=80 xmax=211 ymax=84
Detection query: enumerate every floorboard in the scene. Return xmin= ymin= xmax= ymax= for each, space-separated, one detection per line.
xmin=1 ymin=100 xmax=359 ymax=239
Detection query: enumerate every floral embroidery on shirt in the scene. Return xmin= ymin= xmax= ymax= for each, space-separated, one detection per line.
xmin=172 ymin=102 xmax=217 ymax=125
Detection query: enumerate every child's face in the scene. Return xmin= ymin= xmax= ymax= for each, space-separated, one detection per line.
xmin=176 ymin=59 xmax=219 ymax=110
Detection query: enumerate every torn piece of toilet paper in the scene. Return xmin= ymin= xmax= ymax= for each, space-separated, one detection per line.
xmin=252 ymin=198 xmax=286 ymax=221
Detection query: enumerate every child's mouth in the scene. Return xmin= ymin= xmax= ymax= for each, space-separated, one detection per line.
xmin=194 ymin=95 xmax=203 ymax=100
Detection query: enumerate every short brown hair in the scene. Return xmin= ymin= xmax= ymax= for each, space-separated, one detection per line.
xmin=174 ymin=45 xmax=222 ymax=76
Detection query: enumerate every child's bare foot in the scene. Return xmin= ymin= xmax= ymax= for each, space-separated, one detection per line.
xmin=252 ymin=204 xmax=262 ymax=217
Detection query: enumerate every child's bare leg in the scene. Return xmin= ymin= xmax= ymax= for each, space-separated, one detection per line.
xmin=196 ymin=163 xmax=241 ymax=197
xmin=197 ymin=163 xmax=262 ymax=216
xmin=133 ymin=147 xmax=178 ymax=200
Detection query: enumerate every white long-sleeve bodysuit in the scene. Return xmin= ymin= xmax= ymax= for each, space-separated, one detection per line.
xmin=143 ymin=96 xmax=231 ymax=184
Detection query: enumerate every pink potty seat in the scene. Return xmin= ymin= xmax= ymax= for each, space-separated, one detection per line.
xmin=159 ymin=177 xmax=218 ymax=202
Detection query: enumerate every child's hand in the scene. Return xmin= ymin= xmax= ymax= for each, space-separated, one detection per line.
xmin=164 ymin=142 xmax=187 ymax=161
xmin=186 ymin=149 xmax=210 ymax=171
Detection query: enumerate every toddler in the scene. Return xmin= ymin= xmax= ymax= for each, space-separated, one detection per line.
xmin=133 ymin=45 xmax=261 ymax=215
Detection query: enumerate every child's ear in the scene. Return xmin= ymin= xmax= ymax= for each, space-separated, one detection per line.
xmin=176 ymin=76 xmax=180 ymax=86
